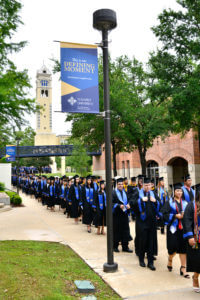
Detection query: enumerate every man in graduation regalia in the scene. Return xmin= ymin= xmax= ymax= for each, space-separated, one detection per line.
xmin=131 ymin=177 xmax=160 ymax=270
xmin=182 ymin=174 xmax=195 ymax=203
xmin=112 ymin=177 xmax=133 ymax=253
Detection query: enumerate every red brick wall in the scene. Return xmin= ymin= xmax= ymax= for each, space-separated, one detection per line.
xmin=93 ymin=130 xmax=200 ymax=171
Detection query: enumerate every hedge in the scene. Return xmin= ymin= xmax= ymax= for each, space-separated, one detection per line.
xmin=5 ymin=191 xmax=22 ymax=206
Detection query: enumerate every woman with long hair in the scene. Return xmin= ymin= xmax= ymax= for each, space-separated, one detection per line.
xmin=161 ymin=183 xmax=189 ymax=278
xmin=183 ymin=190 xmax=200 ymax=293
xmin=81 ymin=175 xmax=95 ymax=233
xmin=68 ymin=175 xmax=82 ymax=224
xmin=93 ymin=180 xmax=106 ymax=235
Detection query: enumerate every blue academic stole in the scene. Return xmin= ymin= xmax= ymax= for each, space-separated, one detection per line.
xmin=168 ymin=198 xmax=188 ymax=233
xmin=159 ymin=187 xmax=168 ymax=205
xmin=115 ymin=189 xmax=128 ymax=212
xmin=182 ymin=186 xmax=195 ymax=203
xmin=86 ymin=187 xmax=94 ymax=204
xmin=138 ymin=189 xmax=160 ymax=221
xmin=93 ymin=182 xmax=98 ymax=191
xmin=41 ymin=180 xmax=44 ymax=190
xmin=60 ymin=185 xmax=64 ymax=198
xmin=50 ymin=186 xmax=53 ymax=196
xmin=74 ymin=186 xmax=79 ymax=200
xmin=98 ymin=192 xmax=106 ymax=210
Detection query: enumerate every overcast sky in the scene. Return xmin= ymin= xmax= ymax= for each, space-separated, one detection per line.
xmin=13 ymin=0 xmax=180 ymax=135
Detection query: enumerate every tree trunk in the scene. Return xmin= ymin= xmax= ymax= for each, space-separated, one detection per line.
xmin=111 ymin=140 xmax=117 ymax=177
xmin=138 ymin=143 xmax=147 ymax=175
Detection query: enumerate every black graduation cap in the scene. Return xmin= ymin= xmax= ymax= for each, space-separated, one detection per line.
xmin=86 ymin=175 xmax=92 ymax=180
xmin=116 ymin=177 xmax=124 ymax=183
xmin=173 ymin=183 xmax=183 ymax=191
xmin=97 ymin=176 xmax=101 ymax=179
xmin=50 ymin=176 xmax=55 ymax=180
xmin=100 ymin=180 xmax=105 ymax=185
xmin=92 ymin=175 xmax=97 ymax=180
xmin=38 ymin=176 xmax=41 ymax=179
xmin=131 ymin=177 xmax=136 ymax=181
xmin=151 ymin=178 xmax=155 ymax=184
xmin=144 ymin=178 xmax=151 ymax=184
xmin=73 ymin=174 xmax=79 ymax=179
xmin=123 ymin=177 xmax=128 ymax=180
xmin=182 ymin=174 xmax=191 ymax=181
xmin=159 ymin=177 xmax=164 ymax=181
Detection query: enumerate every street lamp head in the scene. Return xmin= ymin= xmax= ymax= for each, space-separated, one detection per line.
xmin=93 ymin=9 xmax=117 ymax=31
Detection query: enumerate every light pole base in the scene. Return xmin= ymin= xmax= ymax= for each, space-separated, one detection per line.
xmin=103 ymin=262 xmax=118 ymax=273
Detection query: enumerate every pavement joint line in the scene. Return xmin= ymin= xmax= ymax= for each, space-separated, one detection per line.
xmin=123 ymin=287 xmax=193 ymax=299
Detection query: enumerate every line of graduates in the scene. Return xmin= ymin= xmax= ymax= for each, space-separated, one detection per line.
xmin=14 ymin=173 xmax=107 ymax=235
xmin=12 ymin=171 xmax=200 ymax=292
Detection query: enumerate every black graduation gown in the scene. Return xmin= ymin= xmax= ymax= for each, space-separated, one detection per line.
xmin=131 ymin=191 xmax=159 ymax=262
xmin=64 ymin=187 xmax=71 ymax=215
xmin=161 ymin=200 xmax=187 ymax=255
xmin=93 ymin=191 xmax=106 ymax=227
xmin=112 ymin=189 xmax=132 ymax=248
xmin=47 ymin=185 xmax=55 ymax=207
xmin=68 ymin=184 xmax=82 ymax=218
xmin=82 ymin=185 xmax=95 ymax=225
xmin=183 ymin=201 xmax=200 ymax=273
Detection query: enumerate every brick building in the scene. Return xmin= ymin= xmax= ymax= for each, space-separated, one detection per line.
xmin=93 ymin=130 xmax=200 ymax=189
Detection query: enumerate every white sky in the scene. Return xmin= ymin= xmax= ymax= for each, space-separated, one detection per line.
xmin=13 ymin=0 xmax=181 ymax=135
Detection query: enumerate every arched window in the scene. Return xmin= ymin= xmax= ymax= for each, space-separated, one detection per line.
xmin=45 ymin=90 xmax=48 ymax=97
xmin=147 ymin=160 xmax=159 ymax=183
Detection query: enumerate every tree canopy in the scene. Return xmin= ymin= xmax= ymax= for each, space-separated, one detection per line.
xmin=149 ymin=0 xmax=200 ymax=133
xmin=0 ymin=0 xmax=38 ymax=131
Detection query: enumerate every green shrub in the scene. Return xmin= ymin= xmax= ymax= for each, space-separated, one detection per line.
xmin=5 ymin=191 xmax=22 ymax=206
xmin=0 ymin=182 xmax=5 ymax=191
xmin=12 ymin=195 xmax=22 ymax=205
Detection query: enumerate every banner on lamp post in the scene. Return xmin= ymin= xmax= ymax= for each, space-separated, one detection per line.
xmin=6 ymin=145 xmax=16 ymax=162
xmin=60 ymin=42 xmax=99 ymax=114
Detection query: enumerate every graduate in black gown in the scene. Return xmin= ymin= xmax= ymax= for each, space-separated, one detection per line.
xmin=47 ymin=177 xmax=55 ymax=211
xmin=183 ymin=190 xmax=200 ymax=292
xmin=82 ymin=175 xmax=95 ymax=233
xmin=161 ymin=183 xmax=189 ymax=278
xmin=181 ymin=174 xmax=195 ymax=203
xmin=112 ymin=177 xmax=133 ymax=253
xmin=68 ymin=175 xmax=82 ymax=224
xmin=157 ymin=177 xmax=169 ymax=234
xmin=131 ymin=177 xmax=160 ymax=270
xmin=93 ymin=180 xmax=106 ymax=235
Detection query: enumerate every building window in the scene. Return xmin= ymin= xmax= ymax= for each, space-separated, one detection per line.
xmin=41 ymin=89 xmax=48 ymax=98
xmin=127 ymin=160 xmax=130 ymax=179
xmin=122 ymin=161 xmax=125 ymax=177
xmin=41 ymin=80 xmax=48 ymax=86
xmin=147 ymin=160 xmax=159 ymax=185
xmin=44 ymin=127 xmax=46 ymax=130
xmin=45 ymin=90 xmax=48 ymax=97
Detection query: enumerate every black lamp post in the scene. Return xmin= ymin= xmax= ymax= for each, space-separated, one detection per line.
xmin=93 ymin=9 xmax=118 ymax=273
xmin=16 ymin=137 xmax=21 ymax=195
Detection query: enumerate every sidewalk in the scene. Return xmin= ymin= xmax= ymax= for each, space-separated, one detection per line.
xmin=0 ymin=191 xmax=199 ymax=299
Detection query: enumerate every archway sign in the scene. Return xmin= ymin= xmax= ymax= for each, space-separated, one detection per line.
xmin=0 ymin=145 xmax=101 ymax=158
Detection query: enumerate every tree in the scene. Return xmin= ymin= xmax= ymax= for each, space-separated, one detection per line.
xmin=65 ymin=139 xmax=92 ymax=176
xmin=148 ymin=0 xmax=200 ymax=133
xmin=0 ymin=0 xmax=38 ymax=131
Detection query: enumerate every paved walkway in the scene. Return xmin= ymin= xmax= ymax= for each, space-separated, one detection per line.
xmin=0 ymin=191 xmax=199 ymax=299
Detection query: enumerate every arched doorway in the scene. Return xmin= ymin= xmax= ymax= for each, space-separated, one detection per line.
xmin=167 ymin=157 xmax=188 ymax=184
xmin=146 ymin=160 xmax=159 ymax=184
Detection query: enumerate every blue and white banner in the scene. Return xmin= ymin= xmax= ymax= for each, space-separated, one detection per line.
xmin=60 ymin=42 xmax=99 ymax=114
xmin=6 ymin=145 xmax=16 ymax=162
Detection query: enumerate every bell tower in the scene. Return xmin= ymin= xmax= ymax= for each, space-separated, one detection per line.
xmin=34 ymin=64 xmax=58 ymax=146
xmin=35 ymin=64 xmax=52 ymax=134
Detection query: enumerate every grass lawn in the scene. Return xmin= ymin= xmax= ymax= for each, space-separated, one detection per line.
xmin=0 ymin=241 xmax=121 ymax=300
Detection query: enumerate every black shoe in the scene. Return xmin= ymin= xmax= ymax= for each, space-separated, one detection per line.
xmin=139 ymin=261 xmax=146 ymax=267
xmin=148 ymin=263 xmax=156 ymax=271
xmin=113 ymin=248 xmax=119 ymax=253
xmin=161 ymin=227 xmax=165 ymax=234
xmin=122 ymin=248 xmax=133 ymax=253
